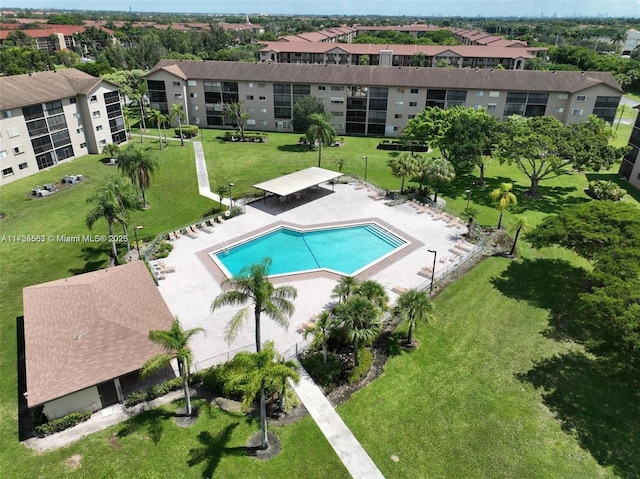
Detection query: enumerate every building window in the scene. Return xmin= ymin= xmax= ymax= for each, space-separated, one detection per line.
xmin=259 ymin=108 xmax=267 ymax=113
xmin=408 ymin=115 xmax=415 ymax=119
xmin=187 ymin=80 xmax=197 ymax=86
xmin=394 ymin=114 xmax=403 ymax=119
xmin=246 ymin=82 xmax=254 ymax=88
xmin=13 ymin=145 xmax=24 ymax=155
xmin=80 ymin=142 xmax=87 ymax=148
xmin=330 ymin=97 xmax=344 ymax=104
xmin=410 ymin=88 xmax=419 ymax=94
xmin=260 ymin=120 xmax=268 ymax=126
xmin=2 ymin=167 xmax=14 ymax=177
xmin=172 ymin=81 xmax=181 ymax=87
xmin=247 ymin=119 xmax=256 ymax=125
xmin=393 ymin=126 xmax=400 ymax=131
xmin=69 ymin=98 xmax=76 ymax=104
xmin=557 ymin=93 xmax=568 ymax=100
xmin=246 ymin=95 xmax=254 ymax=100
xmin=474 ymin=105 xmax=483 ymax=110
xmin=193 ymin=105 xmax=199 ymax=111
xmin=476 ymin=91 xmax=484 ymax=97
xmin=555 ymin=107 xmax=564 ymax=113
xmin=397 ymin=88 xmax=405 ymax=93
xmin=76 ymin=127 xmax=83 ymax=134
xmin=489 ymin=91 xmax=500 ymax=98
xmin=174 ymin=93 xmax=183 ymax=99
xmin=90 ymin=95 xmax=97 ymax=102
xmin=93 ymin=111 xmax=101 ymax=118
xmin=258 ymin=83 xmax=265 ymax=88
xmin=259 ymin=96 xmax=266 ymax=101
xmin=2 ymin=110 xmax=13 ymax=118
xmin=7 ymin=127 xmax=20 ymax=138
xmin=318 ymin=85 xmax=326 ymax=91
xmin=331 ymin=86 xmax=344 ymax=91
xmin=571 ymin=109 xmax=583 ymax=116
xmin=190 ymin=93 xmax=197 ymax=98
xmin=576 ymin=95 xmax=587 ymax=102
xmin=96 ymin=125 xmax=103 ymax=131
xmin=99 ymin=139 xmax=107 ymax=146
xmin=19 ymin=162 xmax=28 ymax=170
xmin=331 ymin=123 xmax=343 ymax=130
xmin=396 ymin=101 xmax=404 ymax=106
xmin=247 ymin=107 xmax=255 ymax=113
xmin=330 ymin=111 xmax=343 ymax=116
xmin=409 ymin=102 xmax=418 ymax=107
xmin=487 ymin=103 xmax=497 ymax=111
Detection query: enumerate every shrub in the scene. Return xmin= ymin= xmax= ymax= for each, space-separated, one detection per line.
xmin=347 ymin=347 xmax=373 ymax=385
xmin=150 ymin=240 xmax=173 ymax=260
xmin=586 ymin=180 xmax=626 ymax=201
xmin=300 ymin=351 xmax=342 ymax=388
xmin=200 ymin=363 xmax=230 ymax=396
xmin=124 ymin=390 xmax=148 ymax=408
xmin=36 ymin=410 xmax=92 ymax=435
xmin=124 ymin=377 xmax=183 ymax=407
xmin=176 ymin=125 xmax=199 ymax=138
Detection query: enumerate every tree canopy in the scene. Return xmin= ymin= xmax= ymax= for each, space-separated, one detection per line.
xmin=292 ymin=96 xmax=325 ymax=133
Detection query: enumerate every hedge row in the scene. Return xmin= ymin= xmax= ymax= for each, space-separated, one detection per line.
xmin=174 ymin=125 xmax=199 ymax=138
xmin=36 ymin=410 xmax=92 ymax=435
xmin=124 ymin=377 xmax=183 ymax=408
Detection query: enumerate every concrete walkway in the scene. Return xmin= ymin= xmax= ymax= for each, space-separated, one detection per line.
xmin=290 ymin=367 xmax=385 ymax=479
xmin=193 ymin=141 xmax=231 ymax=205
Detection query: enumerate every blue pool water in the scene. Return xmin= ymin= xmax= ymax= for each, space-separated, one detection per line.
xmin=214 ymin=223 xmax=406 ymax=277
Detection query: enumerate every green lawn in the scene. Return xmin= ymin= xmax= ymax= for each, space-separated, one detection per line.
xmin=0 ymin=128 xmax=638 ymax=478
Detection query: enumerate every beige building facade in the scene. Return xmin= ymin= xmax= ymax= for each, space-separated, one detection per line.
xmin=146 ymin=60 xmax=622 ymax=138
xmin=0 ymin=69 xmax=126 ymax=186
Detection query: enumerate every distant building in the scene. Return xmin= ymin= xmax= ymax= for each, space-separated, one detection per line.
xmin=0 ymin=25 xmax=86 ymax=53
xmin=146 ymin=60 xmax=622 ymax=137
xmin=618 ymin=105 xmax=640 ymax=191
xmin=0 ymin=69 xmax=126 ymax=186
xmin=621 ymin=29 xmax=640 ymax=56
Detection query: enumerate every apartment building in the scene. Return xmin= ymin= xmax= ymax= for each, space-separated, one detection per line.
xmin=0 ymin=69 xmax=126 ymax=186
xmin=146 ymin=60 xmax=622 ymax=138
xmin=618 ymin=105 xmax=640 ymax=191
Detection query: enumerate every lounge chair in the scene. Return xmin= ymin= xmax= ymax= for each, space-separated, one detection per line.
xmin=198 ymin=222 xmax=214 ymax=233
xmin=391 ymin=285 xmax=407 ymax=294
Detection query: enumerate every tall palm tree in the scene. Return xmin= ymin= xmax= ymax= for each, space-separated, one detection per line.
xmin=509 ymin=216 xmax=528 ymax=256
xmin=118 ymin=145 xmax=159 ymax=208
xmin=331 ymin=276 xmax=358 ymax=304
xmin=170 ymin=103 xmax=186 ymax=146
xmin=391 ymin=289 xmax=434 ymax=345
xmin=389 ymin=152 xmax=419 ymax=194
xmin=110 ymin=176 xmax=140 ymax=251
xmin=122 ymin=105 xmax=133 ymax=140
xmin=357 ymin=279 xmax=389 ymax=311
xmin=211 ymin=258 xmax=297 ymax=353
xmin=303 ymin=310 xmax=336 ymax=363
xmin=335 ymin=296 xmax=382 ymax=366
xmin=149 ymin=108 xmax=165 ymax=150
xmin=415 ymin=154 xmax=429 ymax=195
xmin=141 ymin=318 xmax=204 ymax=417
xmin=86 ymin=182 xmax=128 ymax=265
xmin=102 ymin=143 xmax=120 ymax=159
xmin=225 ymin=341 xmax=299 ymax=449
xmin=424 ymin=157 xmax=456 ymax=204
xmin=306 ymin=113 xmax=335 ymax=168
xmin=490 ymin=182 xmax=518 ymax=229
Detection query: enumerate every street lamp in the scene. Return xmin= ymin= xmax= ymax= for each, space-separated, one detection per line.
xmin=228 ymin=182 xmax=234 ymax=208
xmin=427 ymin=249 xmax=437 ymax=293
xmin=465 ymin=189 xmax=471 ymax=210
xmin=134 ymin=225 xmax=143 ymax=260
xmin=362 ymin=155 xmax=368 ymax=182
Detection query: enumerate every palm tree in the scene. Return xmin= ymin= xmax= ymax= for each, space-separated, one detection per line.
xmin=216 ymin=184 xmax=227 ymax=212
xmin=424 ymin=157 xmax=456 ymax=204
xmin=509 ymin=216 xmax=528 ymax=256
xmin=357 ymin=279 xmax=389 ymax=311
xmin=102 ymin=143 xmax=120 ymax=160
xmin=415 ymin=154 xmax=429 ymax=195
xmin=335 ymin=296 xmax=382 ymax=366
xmin=110 ymin=176 xmax=140 ymax=251
xmin=490 ymin=182 xmax=518 ymax=229
xmin=306 ymin=113 xmax=335 ymax=168
xmin=118 ymin=145 xmax=159 ymax=208
xmin=170 ymin=103 xmax=186 ymax=146
xmin=225 ymin=341 xmax=299 ymax=449
xmin=149 ymin=108 xmax=164 ymax=150
xmin=86 ymin=182 xmax=128 ymax=265
xmin=331 ymin=276 xmax=358 ymax=304
xmin=388 ymin=152 xmax=419 ymax=194
xmin=123 ymin=106 xmax=133 ymax=140
xmin=391 ymin=289 xmax=434 ymax=345
xmin=303 ymin=310 xmax=335 ymax=363
xmin=141 ymin=318 xmax=204 ymax=417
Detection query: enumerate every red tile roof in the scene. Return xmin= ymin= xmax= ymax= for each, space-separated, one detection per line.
xmin=23 ymin=262 xmax=174 ymax=407
xmin=0 ymin=24 xmax=85 ymax=40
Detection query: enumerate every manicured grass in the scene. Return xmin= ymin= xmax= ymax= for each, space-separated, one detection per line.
xmin=0 ymin=128 xmax=638 ymax=478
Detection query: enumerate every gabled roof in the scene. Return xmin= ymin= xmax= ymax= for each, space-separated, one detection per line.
xmin=148 ymin=60 xmax=623 ymax=95
xmin=23 ymin=262 xmax=174 ymax=407
xmin=0 ymin=69 xmax=114 ymax=111
xmin=0 ymin=25 xmax=85 ymax=40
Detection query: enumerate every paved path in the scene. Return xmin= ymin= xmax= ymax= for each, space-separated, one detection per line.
xmin=193 ymin=141 xmax=231 ymax=205
xmin=290 ymin=367 xmax=385 ymax=479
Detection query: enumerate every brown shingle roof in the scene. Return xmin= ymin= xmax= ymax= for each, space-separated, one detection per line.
xmin=148 ymin=60 xmax=622 ymax=94
xmin=0 ymin=69 xmax=109 ymax=111
xmin=23 ymin=262 xmax=174 ymax=407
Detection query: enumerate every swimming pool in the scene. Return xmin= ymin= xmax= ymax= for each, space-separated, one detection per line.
xmin=211 ymin=223 xmax=407 ymax=277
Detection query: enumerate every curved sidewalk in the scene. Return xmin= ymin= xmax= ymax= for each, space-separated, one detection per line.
xmin=291 ymin=367 xmax=385 ymax=479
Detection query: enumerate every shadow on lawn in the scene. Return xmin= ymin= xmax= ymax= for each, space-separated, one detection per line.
xmin=117 ymin=408 xmax=175 ymax=444
xmin=517 ymin=352 xmax=640 ymax=479
xmin=68 ymin=245 xmax=111 ymax=275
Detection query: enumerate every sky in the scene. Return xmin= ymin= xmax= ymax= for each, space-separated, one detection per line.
xmin=8 ymin=1 xmax=640 ymax=18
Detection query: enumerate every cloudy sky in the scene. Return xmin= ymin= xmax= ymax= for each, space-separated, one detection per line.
xmin=11 ymin=0 xmax=640 ymax=18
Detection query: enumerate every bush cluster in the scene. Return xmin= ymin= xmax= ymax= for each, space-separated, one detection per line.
xmin=150 ymin=240 xmax=173 ymax=260
xmin=124 ymin=377 xmax=183 ymax=408
xmin=175 ymin=125 xmax=199 ymax=138
xmin=300 ymin=352 xmax=342 ymax=388
xmin=35 ymin=410 xmax=92 ymax=435
xmin=347 ymin=347 xmax=374 ymax=385
xmin=586 ymin=180 xmax=626 ymax=201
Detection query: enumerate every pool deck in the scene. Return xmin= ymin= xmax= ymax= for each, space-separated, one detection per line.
xmin=157 ymin=180 xmax=472 ymax=370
